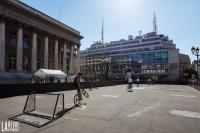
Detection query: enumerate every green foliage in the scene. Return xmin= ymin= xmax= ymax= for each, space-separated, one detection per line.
xmin=183 ymin=67 xmax=197 ymax=79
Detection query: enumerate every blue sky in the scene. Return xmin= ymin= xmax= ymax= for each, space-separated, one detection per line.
xmin=21 ymin=0 xmax=200 ymax=61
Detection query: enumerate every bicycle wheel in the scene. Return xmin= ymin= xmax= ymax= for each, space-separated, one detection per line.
xmin=82 ymin=90 xmax=89 ymax=98
xmin=127 ymin=88 xmax=133 ymax=92
xmin=126 ymin=85 xmax=133 ymax=92
xmin=74 ymin=94 xmax=80 ymax=106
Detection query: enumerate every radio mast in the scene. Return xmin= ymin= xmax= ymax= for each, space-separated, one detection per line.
xmin=153 ymin=13 xmax=158 ymax=34
xmin=101 ymin=18 xmax=104 ymax=44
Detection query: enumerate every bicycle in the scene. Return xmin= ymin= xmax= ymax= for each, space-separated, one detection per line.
xmin=126 ymin=84 xmax=133 ymax=92
xmin=74 ymin=89 xmax=89 ymax=106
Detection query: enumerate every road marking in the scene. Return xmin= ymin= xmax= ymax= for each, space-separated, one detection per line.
xmin=169 ymin=110 xmax=200 ymax=119
xmin=169 ymin=94 xmax=196 ymax=98
xmin=168 ymin=89 xmax=182 ymax=91
xmin=64 ymin=103 xmax=75 ymax=106
xmin=36 ymin=96 xmax=43 ymax=98
xmin=75 ymin=105 xmax=86 ymax=110
xmin=102 ymin=95 xmax=119 ymax=98
xmin=128 ymin=102 xmax=161 ymax=118
xmin=133 ymin=87 xmax=158 ymax=90
xmin=64 ymin=116 xmax=79 ymax=121
xmin=57 ymin=103 xmax=74 ymax=107
xmin=133 ymin=87 xmax=144 ymax=90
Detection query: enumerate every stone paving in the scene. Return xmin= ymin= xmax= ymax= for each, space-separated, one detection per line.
xmin=0 ymin=84 xmax=200 ymax=133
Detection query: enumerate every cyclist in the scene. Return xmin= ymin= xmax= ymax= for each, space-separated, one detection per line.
xmin=128 ymin=78 xmax=133 ymax=91
xmin=73 ymin=72 xmax=83 ymax=106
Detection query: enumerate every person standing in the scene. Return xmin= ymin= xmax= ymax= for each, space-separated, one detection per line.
xmin=65 ymin=76 xmax=68 ymax=83
xmin=136 ymin=78 xmax=140 ymax=87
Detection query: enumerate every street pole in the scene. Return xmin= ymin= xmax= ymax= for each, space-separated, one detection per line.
xmin=191 ymin=46 xmax=199 ymax=82
xmin=106 ymin=61 xmax=108 ymax=79
xmin=197 ymin=55 xmax=199 ymax=82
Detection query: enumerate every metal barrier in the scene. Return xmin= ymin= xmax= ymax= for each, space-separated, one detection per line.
xmin=0 ymin=78 xmax=32 ymax=84
xmin=9 ymin=92 xmax=65 ymax=128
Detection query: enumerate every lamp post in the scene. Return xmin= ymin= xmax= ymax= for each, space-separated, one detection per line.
xmin=191 ymin=46 xmax=199 ymax=82
xmin=104 ymin=58 xmax=108 ymax=79
xmin=101 ymin=57 xmax=108 ymax=79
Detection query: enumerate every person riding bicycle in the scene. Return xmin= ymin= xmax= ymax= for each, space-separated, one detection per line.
xmin=128 ymin=78 xmax=133 ymax=90
xmin=73 ymin=72 xmax=83 ymax=105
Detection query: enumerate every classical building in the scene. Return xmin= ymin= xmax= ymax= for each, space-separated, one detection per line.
xmin=80 ymin=32 xmax=191 ymax=81
xmin=0 ymin=0 xmax=83 ymax=75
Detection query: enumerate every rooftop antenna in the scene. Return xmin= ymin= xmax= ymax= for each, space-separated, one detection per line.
xmin=59 ymin=7 xmax=61 ymax=22
xmin=101 ymin=17 xmax=104 ymax=45
xmin=139 ymin=30 xmax=142 ymax=36
xmin=153 ymin=12 xmax=158 ymax=34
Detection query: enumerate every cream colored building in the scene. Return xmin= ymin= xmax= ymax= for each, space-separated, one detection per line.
xmin=0 ymin=0 xmax=83 ymax=75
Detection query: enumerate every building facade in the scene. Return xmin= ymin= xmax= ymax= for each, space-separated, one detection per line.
xmin=0 ymin=0 xmax=83 ymax=75
xmin=80 ymin=32 xmax=190 ymax=81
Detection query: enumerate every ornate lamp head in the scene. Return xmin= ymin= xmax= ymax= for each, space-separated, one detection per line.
xmin=191 ymin=46 xmax=196 ymax=54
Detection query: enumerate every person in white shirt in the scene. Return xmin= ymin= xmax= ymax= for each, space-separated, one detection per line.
xmin=136 ymin=78 xmax=140 ymax=87
xmin=128 ymin=78 xmax=133 ymax=90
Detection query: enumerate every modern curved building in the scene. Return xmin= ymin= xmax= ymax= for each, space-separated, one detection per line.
xmin=80 ymin=32 xmax=190 ymax=81
xmin=0 ymin=0 xmax=83 ymax=75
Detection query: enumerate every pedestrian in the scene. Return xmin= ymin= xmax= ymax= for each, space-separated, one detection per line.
xmin=136 ymin=78 xmax=140 ymax=87
xmin=50 ymin=75 xmax=54 ymax=83
xmin=128 ymin=77 xmax=133 ymax=91
xmin=65 ymin=76 xmax=68 ymax=83
xmin=148 ymin=78 xmax=151 ymax=85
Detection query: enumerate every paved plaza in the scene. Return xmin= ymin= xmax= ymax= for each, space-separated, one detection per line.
xmin=1 ymin=84 xmax=200 ymax=133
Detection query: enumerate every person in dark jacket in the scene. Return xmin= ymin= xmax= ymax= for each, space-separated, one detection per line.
xmin=73 ymin=72 xmax=82 ymax=102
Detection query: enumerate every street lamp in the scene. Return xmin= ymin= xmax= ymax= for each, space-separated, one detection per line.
xmin=101 ymin=57 xmax=108 ymax=79
xmin=104 ymin=58 xmax=109 ymax=79
xmin=191 ymin=46 xmax=199 ymax=82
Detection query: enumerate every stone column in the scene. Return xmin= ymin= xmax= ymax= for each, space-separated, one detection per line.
xmin=54 ymin=40 xmax=58 ymax=69
xmin=63 ymin=43 xmax=67 ymax=72
xmin=77 ymin=45 xmax=80 ymax=72
xmin=31 ymin=31 xmax=37 ymax=72
xmin=44 ymin=36 xmax=48 ymax=69
xmin=69 ymin=45 xmax=74 ymax=74
xmin=16 ymin=25 xmax=23 ymax=72
xmin=0 ymin=17 xmax=5 ymax=71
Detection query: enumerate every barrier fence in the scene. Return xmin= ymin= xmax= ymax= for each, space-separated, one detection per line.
xmin=0 ymin=78 xmax=32 ymax=84
xmin=0 ymin=80 xmax=126 ymax=99
xmin=0 ymin=80 xmax=194 ymax=99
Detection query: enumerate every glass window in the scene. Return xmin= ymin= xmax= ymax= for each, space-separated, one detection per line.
xmin=9 ymin=57 xmax=16 ymax=70
xmin=144 ymin=48 xmax=149 ymax=51
xmin=155 ymin=51 xmax=162 ymax=58
xmin=162 ymin=58 xmax=168 ymax=64
xmin=22 ymin=56 xmax=29 ymax=72
xmin=9 ymin=37 xmax=16 ymax=47
xmin=128 ymin=55 xmax=132 ymax=62
xmin=132 ymin=54 xmax=138 ymax=62
xmin=123 ymin=55 xmax=128 ymax=62
xmin=23 ymin=40 xmax=30 ymax=49
xmin=138 ymin=53 xmax=144 ymax=63
xmin=162 ymin=51 xmax=168 ymax=58
xmin=155 ymin=58 xmax=161 ymax=64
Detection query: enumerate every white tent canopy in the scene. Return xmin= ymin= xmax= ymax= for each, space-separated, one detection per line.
xmin=34 ymin=69 xmax=67 ymax=82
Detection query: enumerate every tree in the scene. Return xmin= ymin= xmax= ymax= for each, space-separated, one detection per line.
xmin=183 ymin=68 xmax=197 ymax=80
